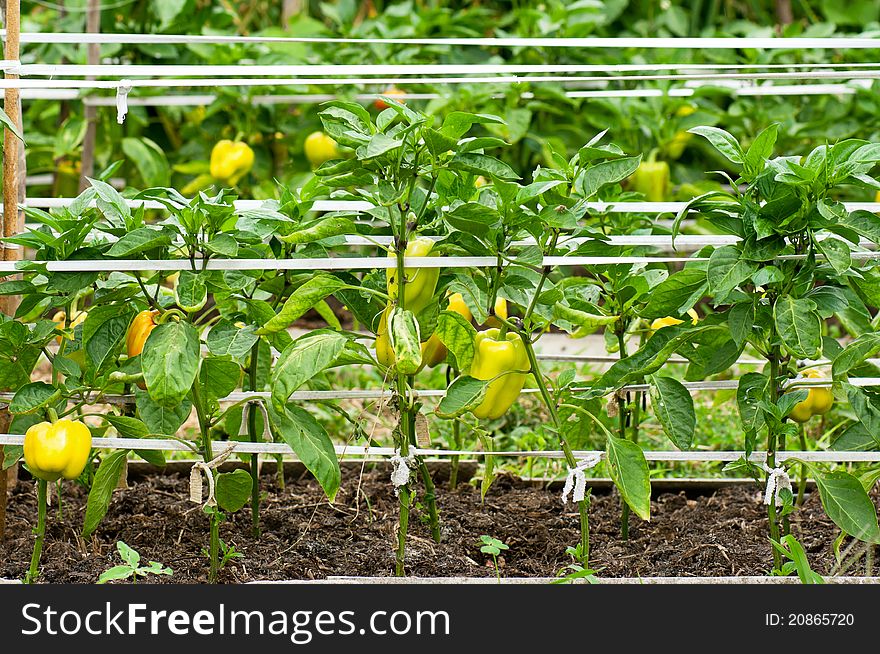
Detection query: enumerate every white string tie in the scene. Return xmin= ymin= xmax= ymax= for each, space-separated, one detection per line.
xmin=116 ymin=80 xmax=132 ymax=124
xmin=562 ymin=453 xmax=602 ymax=504
xmin=238 ymin=400 xmax=272 ymax=442
xmin=189 ymin=442 xmax=236 ymax=506
xmin=389 ymin=448 xmax=415 ymax=495
xmin=762 ymin=463 xmax=792 ymax=507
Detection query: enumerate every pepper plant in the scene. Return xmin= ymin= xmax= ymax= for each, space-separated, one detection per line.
xmin=2 ymin=180 xmax=358 ymax=582
xmin=433 ymin=130 xmax=665 ymax=568
xmin=670 ymin=125 xmax=880 ymax=570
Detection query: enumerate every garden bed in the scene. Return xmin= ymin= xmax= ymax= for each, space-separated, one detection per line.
xmin=1 ymin=464 xmax=876 ymax=584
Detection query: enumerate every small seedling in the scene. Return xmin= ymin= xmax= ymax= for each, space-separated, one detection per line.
xmin=203 ymin=537 xmax=243 ymax=572
xmin=478 ymin=535 xmax=509 ymax=581
xmin=770 ymin=534 xmax=824 ymax=584
xmin=97 ymin=541 xmax=173 ymax=584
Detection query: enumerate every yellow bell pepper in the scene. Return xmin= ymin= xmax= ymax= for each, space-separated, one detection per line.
xmin=386 ymin=236 xmax=440 ymax=311
xmin=485 ymin=297 xmax=508 ymax=328
xmin=788 ymin=368 xmax=834 ymax=423
xmin=375 ymin=305 xmax=396 ymax=368
xmin=470 ymin=328 xmax=530 ymax=420
xmin=209 ymin=140 xmax=255 ymax=186
xmin=630 ymin=161 xmax=670 ymax=202
xmin=304 ymin=131 xmax=341 ymax=168
xmin=23 ymin=419 xmax=92 ymax=482
xmin=126 ymin=309 xmax=159 ymax=358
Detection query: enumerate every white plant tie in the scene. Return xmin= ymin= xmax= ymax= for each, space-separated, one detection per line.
xmin=389 ymin=448 xmax=416 ymax=495
xmin=115 ymin=79 xmax=132 ymax=124
xmin=238 ymin=400 xmax=272 ymax=442
xmin=762 ymin=463 xmax=792 ymax=507
xmin=189 ymin=442 xmax=236 ymax=506
xmin=562 ymin=453 xmax=602 ymax=504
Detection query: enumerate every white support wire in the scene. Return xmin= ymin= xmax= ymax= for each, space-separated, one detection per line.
xmin=6 ymin=249 xmax=880 ymax=274
xmin=8 ymin=197 xmax=880 ymax=215
xmin=13 ymin=62 xmax=880 ymax=78
xmin=17 ymin=81 xmax=874 ymax=106
xmin=0 ymin=378 xmax=876 ymax=409
xmin=5 ymin=33 xmax=880 ymax=49
xmin=0 ymin=434 xmax=876 ymax=464
xmin=3 ymin=71 xmax=880 ymax=91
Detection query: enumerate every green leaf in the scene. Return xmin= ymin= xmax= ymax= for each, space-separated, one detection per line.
xmin=744 ymin=123 xmax=778 ymax=170
xmin=83 ymin=304 xmax=135 ymax=372
xmin=649 ymin=376 xmax=695 ymax=450
xmin=105 ymin=415 xmax=149 ymax=439
xmin=199 ymin=357 xmax=241 ymax=401
xmin=97 ymin=566 xmax=135 ymax=584
xmin=271 ymin=331 xmax=348 ymax=411
xmin=707 ymin=246 xmax=756 ymax=297
xmin=640 ymin=268 xmax=708 ymax=319
xmin=445 ymin=203 xmax=501 ymax=238
xmin=175 ymin=271 xmax=208 ymax=313
xmin=605 ymin=435 xmax=651 ymax=521
xmin=806 ymin=465 xmax=880 ymax=543
xmin=106 ymin=227 xmax=172 ymax=258
xmin=815 ymin=236 xmax=851 ymax=275
xmin=579 ymin=155 xmax=641 ymax=198
xmin=268 ymin=403 xmax=340 ymax=501
xmin=82 ymin=450 xmax=128 ymax=539
xmin=449 ymin=153 xmax=520 ymax=181
xmin=774 ymin=296 xmax=822 ymax=359
xmin=358 ymin=133 xmax=403 ymax=160
xmin=833 ymin=332 xmax=880 ymax=379
xmin=134 ymin=387 xmax=191 ymax=435
xmin=0 ymin=106 xmax=24 ymax=142
xmin=840 ymin=210 xmax=880 ymax=245
xmin=436 ymin=376 xmax=488 ymax=418
xmin=121 ymin=137 xmax=170 ymax=187
xmin=141 ymin=321 xmax=201 ymax=408
xmin=258 ymin=275 xmax=347 ymax=334
xmin=215 ymin=469 xmax=252 ymax=513
xmin=117 ymin=541 xmax=140 ymax=567
xmin=9 ymin=382 xmax=58 ymax=414
xmin=688 ymin=126 xmax=745 ymax=164
xmin=206 ymin=320 xmax=259 ymax=360
xmin=434 ymin=311 xmax=477 ymax=371
xmin=737 ymin=372 xmax=768 ymax=434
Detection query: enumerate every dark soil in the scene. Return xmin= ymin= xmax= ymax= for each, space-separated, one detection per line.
xmin=1 ymin=466 xmax=876 ymax=583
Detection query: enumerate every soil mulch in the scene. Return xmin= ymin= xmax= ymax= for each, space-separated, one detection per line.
xmin=1 ymin=466 xmax=875 ymax=583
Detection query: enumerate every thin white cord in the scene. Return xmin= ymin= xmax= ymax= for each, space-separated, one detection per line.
xmin=0 ymin=435 xmax=876 ymax=463
xmin=5 ymin=33 xmax=880 ymax=49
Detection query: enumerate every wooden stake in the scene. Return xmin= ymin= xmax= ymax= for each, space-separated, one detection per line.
xmin=79 ymin=0 xmax=100 ymax=189
xmin=1 ymin=0 xmax=23 ymax=542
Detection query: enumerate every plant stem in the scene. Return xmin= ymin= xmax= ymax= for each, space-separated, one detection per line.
xmin=247 ymin=343 xmax=261 ymax=538
xmin=24 ymin=479 xmax=48 ymax=584
xmin=522 ymin=337 xmax=590 ymax=566
xmin=418 ymin=455 xmax=441 ymax=543
xmin=449 ymin=417 xmax=461 ymax=490
xmin=767 ymin=348 xmax=782 ymax=573
xmin=616 ymin=329 xmax=631 ymax=540
xmin=393 ymin=222 xmax=413 ymax=577
xmin=796 ymin=426 xmax=808 ymax=507
xmin=191 ymin=381 xmax=220 ymax=583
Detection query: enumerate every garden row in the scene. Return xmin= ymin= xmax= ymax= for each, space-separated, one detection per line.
xmin=2 ymin=99 xmax=880 ymax=583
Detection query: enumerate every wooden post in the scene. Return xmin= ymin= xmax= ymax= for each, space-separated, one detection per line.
xmin=1 ymin=0 xmax=23 ymax=541
xmin=79 ymin=0 xmax=100 ymax=189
